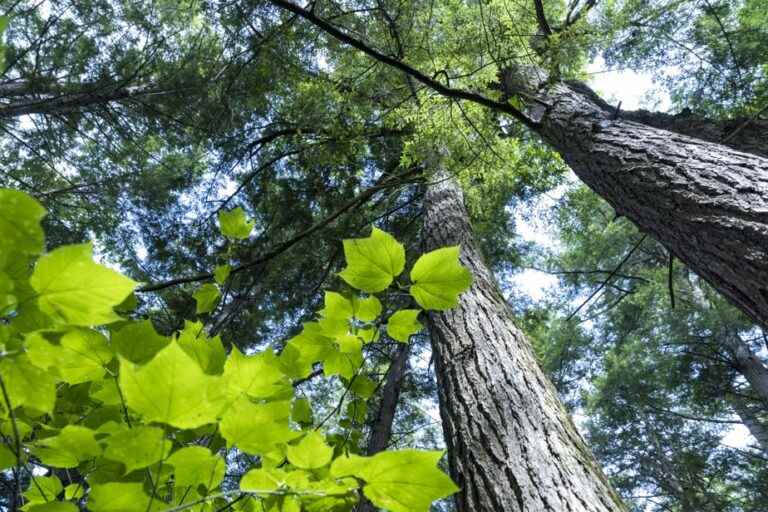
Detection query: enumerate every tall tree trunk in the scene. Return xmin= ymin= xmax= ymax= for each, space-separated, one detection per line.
xmin=727 ymin=393 xmax=768 ymax=453
xmin=502 ymin=72 xmax=768 ymax=329
xmin=0 ymin=82 xmax=176 ymax=118
xmin=357 ymin=343 xmax=410 ymax=512
xmin=423 ymin=176 xmax=625 ymax=512
xmin=723 ymin=334 xmax=768 ymax=404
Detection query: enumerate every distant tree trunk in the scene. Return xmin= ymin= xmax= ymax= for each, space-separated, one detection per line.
xmin=502 ymin=71 xmax=768 ymax=329
xmin=0 ymin=81 xmax=176 ymax=118
xmin=727 ymin=393 xmax=768 ymax=453
xmin=357 ymin=342 xmax=410 ymax=512
xmin=723 ymin=334 xmax=768 ymax=404
xmin=423 ymin=176 xmax=626 ymax=512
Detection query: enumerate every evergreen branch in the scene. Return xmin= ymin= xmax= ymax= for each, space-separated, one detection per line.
xmin=138 ymin=167 xmax=421 ymax=292
xmin=266 ymin=0 xmax=540 ymax=129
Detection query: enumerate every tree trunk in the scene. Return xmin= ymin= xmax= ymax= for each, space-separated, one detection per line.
xmin=502 ymin=73 xmax=768 ymax=328
xmin=357 ymin=343 xmax=410 ymax=512
xmin=423 ymin=176 xmax=626 ymax=512
xmin=723 ymin=334 xmax=768 ymax=404
xmin=727 ymin=393 xmax=768 ymax=453
xmin=0 ymin=82 xmax=175 ymax=118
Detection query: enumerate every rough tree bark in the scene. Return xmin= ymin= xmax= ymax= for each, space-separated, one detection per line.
xmin=423 ymin=176 xmax=626 ymax=512
xmin=723 ymin=333 xmax=768 ymax=404
xmin=357 ymin=343 xmax=410 ymax=512
xmin=501 ymin=71 xmax=768 ymax=329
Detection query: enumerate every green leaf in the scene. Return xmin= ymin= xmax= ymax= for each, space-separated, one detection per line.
xmin=167 ymin=446 xmax=225 ymax=490
xmin=0 ymin=189 xmax=46 ymax=258
xmin=194 ymin=283 xmax=221 ymax=314
xmin=24 ymin=475 xmax=63 ymax=504
xmin=88 ymin=482 xmax=153 ymax=512
xmin=0 ymin=444 xmax=15 ymax=469
xmin=320 ymin=292 xmax=353 ymax=320
xmin=291 ymin=398 xmax=313 ymax=425
xmin=30 ymin=243 xmax=137 ymax=326
xmin=176 ymin=320 xmax=226 ymax=374
xmin=220 ymin=398 xmax=300 ymax=456
xmin=278 ymin=324 xmax=334 ymax=379
xmin=349 ymin=375 xmax=377 ymax=399
xmin=111 ymin=320 xmax=170 ymax=365
xmin=239 ymin=468 xmax=287 ymax=492
xmin=386 ymin=310 xmax=423 ymax=343
xmin=27 ymin=502 xmax=78 ymax=512
xmin=338 ymin=228 xmax=405 ymax=293
xmin=352 ymin=295 xmax=382 ymax=322
xmin=103 ymin=426 xmax=172 ymax=474
xmin=0 ymin=355 xmax=57 ymax=414
xmin=34 ymin=425 xmax=101 ymax=468
xmin=26 ymin=328 xmax=113 ymax=384
xmin=409 ymin=246 xmax=471 ymax=311
xmin=119 ymin=342 xmax=223 ymax=429
xmin=324 ymin=346 xmax=362 ymax=380
xmin=286 ymin=431 xmax=333 ymax=469
xmin=64 ymin=484 xmax=84 ymax=500
xmin=330 ymin=450 xmax=458 ymax=512
xmin=223 ymin=347 xmax=291 ymax=401
xmin=214 ymin=264 xmax=231 ymax=285
xmin=218 ymin=207 xmax=254 ymax=239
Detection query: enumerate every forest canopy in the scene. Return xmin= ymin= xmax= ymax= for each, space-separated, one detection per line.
xmin=0 ymin=1 xmax=766 ymax=511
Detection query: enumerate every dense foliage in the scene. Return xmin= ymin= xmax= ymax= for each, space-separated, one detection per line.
xmin=1 ymin=0 xmax=766 ymax=511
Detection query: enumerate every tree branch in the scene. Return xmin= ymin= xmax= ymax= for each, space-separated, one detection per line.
xmin=266 ymin=0 xmax=539 ymax=129
xmin=138 ymin=167 xmax=421 ymax=292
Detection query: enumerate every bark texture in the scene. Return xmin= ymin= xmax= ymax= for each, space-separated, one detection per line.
xmin=506 ymin=73 xmax=768 ymax=328
xmin=423 ymin=176 xmax=626 ymax=512
xmin=724 ymin=334 xmax=768 ymax=404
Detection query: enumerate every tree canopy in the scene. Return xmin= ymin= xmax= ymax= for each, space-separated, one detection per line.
xmin=0 ymin=1 xmax=766 ymax=511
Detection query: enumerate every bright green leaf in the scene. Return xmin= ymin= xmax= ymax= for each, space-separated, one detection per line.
xmin=218 ymin=207 xmax=254 ymax=239
xmin=176 ymin=320 xmax=226 ymax=375
xmin=64 ymin=484 xmax=84 ymax=500
xmin=30 ymin=243 xmax=137 ymax=326
xmin=0 ymin=355 xmax=56 ymax=414
xmin=409 ymin=246 xmax=471 ymax=311
xmin=286 ymin=432 xmax=333 ymax=470
xmin=220 ymin=398 xmax=300 ymax=456
xmin=0 ymin=444 xmax=15 ymax=469
xmin=26 ymin=328 xmax=113 ymax=384
xmin=27 ymin=501 xmax=78 ymax=512
xmin=24 ymin=475 xmax=62 ymax=504
xmin=35 ymin=425 xmax=101 ymax=468
xmin=194 ymin=283 xmax=220 ymax=314
xmin=239 ymin=468 xmax=288 ymax=492
xmin=386 ymin=310 xmax=423 ymax=343
xmin=103 ymin=426 xmax=172 ymax=474
xmin=88 ymin=482 xmax=153 ymax=512
xmin=119 ymin=342 xmax=224 ymax=429
xmin=167 ymin=446 xmax=225 ymax=490
xmin=291 ymin=398 xmax=313 ymax=425
xmin=330 ymin=450 xmax=458 ymax=512
xmin=352 ymin=295 xmax=382 ymax=322
xmin=214 ymin=264 xmax=231 ymax=285
xmin=111 ymin=320 xmax=170 ymax=365
xmin=223 ymin=347 xmax=291 ymax=401
xmin=0 ymin=189 xmax=46 ymax=258
xmin=338 ymin=228 xmax=405 ymax=293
